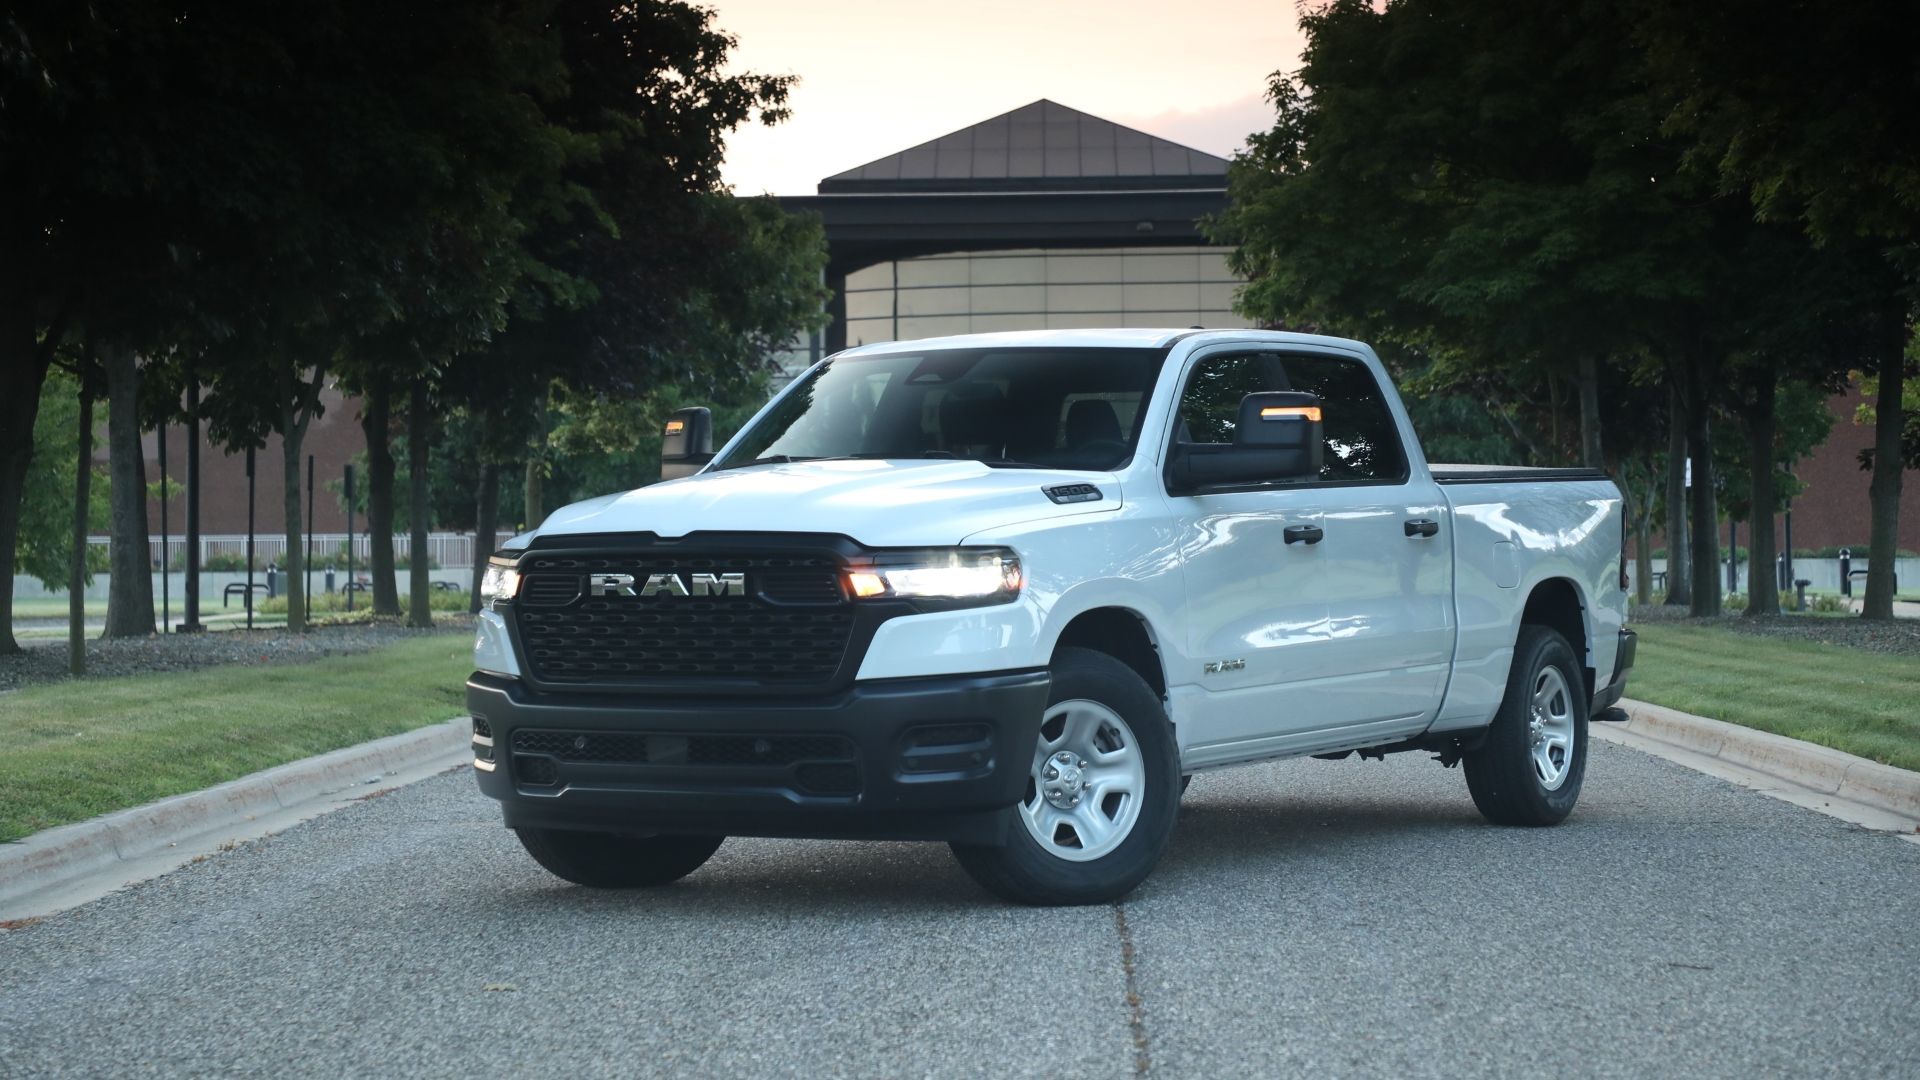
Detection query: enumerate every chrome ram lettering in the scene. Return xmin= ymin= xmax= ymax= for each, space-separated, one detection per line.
xmin=591 ymin=571 xmax=747 ymax=598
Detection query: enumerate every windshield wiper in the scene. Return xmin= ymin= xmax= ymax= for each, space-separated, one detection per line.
xmin=978 ymin=458 xmax=1048 ymax=469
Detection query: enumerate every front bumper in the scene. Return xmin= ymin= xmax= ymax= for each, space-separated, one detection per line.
xmin=1592 ymin=627 xmax=1636 ymax=712
xmin=467 ymin=669 xmax=1050 ymax=846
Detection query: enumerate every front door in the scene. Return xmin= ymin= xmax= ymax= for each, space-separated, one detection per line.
xmin=1168 ymin=348 xmax=1455 ymax=763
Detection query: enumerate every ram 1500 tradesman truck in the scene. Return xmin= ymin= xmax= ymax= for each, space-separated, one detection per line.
xmin=468 ymin=329 xmax=1634 ymax=905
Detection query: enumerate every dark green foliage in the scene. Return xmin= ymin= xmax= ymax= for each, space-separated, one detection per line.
xmin=15 ymin=371 xmax=110 ymax=589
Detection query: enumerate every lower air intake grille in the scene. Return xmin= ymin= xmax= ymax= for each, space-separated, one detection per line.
xmin=509 ymin=729 xmax=855 ymax=768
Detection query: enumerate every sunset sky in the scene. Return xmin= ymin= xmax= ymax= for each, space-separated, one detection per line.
xmin=707 ymin=0 xmax=1307 ymax=195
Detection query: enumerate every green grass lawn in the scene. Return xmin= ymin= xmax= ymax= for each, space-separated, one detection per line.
xmin=0 ymin=636 xmax=470 ymax=843
xmin=1629 ymin=623 xmax=1920 ymax=771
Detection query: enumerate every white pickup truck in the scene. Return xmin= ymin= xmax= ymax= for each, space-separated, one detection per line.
xmin=469 ymin=329 xmax=1634 ymax=905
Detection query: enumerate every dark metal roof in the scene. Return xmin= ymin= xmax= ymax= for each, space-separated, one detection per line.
xmin=818 ymin=99 xmax=1229 ymax=194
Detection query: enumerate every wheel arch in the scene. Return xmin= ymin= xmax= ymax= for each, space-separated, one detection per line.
xmin=1049 ymin=606 xmax=1168 ymax=704
xmin=1519 ymin=576 xmax=1593 ymax=697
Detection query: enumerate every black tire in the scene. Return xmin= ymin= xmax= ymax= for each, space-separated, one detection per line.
xmin=1180 ymin=773 xmax=1193 ymax=795
xmin=1463 ymin=625 xmax=1588 ymax=826
xmin=950 ymin=647 xmax=1180 ymax=906
xmin=514 ymin=828 xmax=724 ymax=888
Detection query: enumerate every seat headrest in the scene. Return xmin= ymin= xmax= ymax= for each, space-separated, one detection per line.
xmin=940 ymin=383 xmax=1007 ymax=448
xmin=1065 ymin=399 xmax=1123 ymax=446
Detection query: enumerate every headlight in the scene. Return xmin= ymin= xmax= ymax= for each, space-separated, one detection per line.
xmin=480 ymin=560 xmax=521 ymax=606
xmin=846 ymin=548 xmax=1022 ymax=605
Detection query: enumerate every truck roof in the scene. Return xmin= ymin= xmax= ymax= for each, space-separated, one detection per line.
xmin=833 ymin=327 xmax=1371 ymax=356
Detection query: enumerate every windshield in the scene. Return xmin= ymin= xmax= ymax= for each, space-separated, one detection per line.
xmin=714 ymin=346 xmax=1169 ymax=472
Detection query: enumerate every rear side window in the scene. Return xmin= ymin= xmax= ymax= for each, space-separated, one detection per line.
xmin=1175 ymin=351 xmax=1408 ymax=483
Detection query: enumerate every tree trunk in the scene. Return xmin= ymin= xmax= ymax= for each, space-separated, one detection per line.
xmin=1577 ymin=354 xmax=1603 ymax=470
xmin=0 ymin=348 xmax=52 ymax=655
xmin=70 ymin=381 xmax=93 ymax=676
xmin=360 ymin=374 xmax=400 ymax=616
xmin=1744 ymin=381 xmax=1779 ymax=617
xmin=523 ymin=457 xmax=543 ymax=530
xmin=1861 ymin=311 xmax=1907 ymax=620
xmin=523 ymin=388 xmax=547 ymax=528
xmin=279 ymin=368 xmax=319 ymax=635
xmin=1685 ymin=366 xmax=1721 ymax=617
xmin=407 ymin=377 xmax=432 ymax=628
xmin=469 ymin=460 xmax=499 ymax=614
xmin=1547 ymin=372 xmax=1563 ymax=460
xmin=1663 ymin=387 xmax=1691 ymax=607
xmin=1630 ymin=454 xmax=1655 ymax=607
xmin=102 ymin=346 xmax=155 ymax=637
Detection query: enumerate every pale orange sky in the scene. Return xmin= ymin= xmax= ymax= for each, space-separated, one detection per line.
xmin=707 ymin=0 xmax=1307 ymax=195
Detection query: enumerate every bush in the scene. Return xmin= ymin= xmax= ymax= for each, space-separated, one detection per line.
xmin=1806 ymin=592 xmax=1849 ymax=614
xmin=1791 ymin=545 xmax=1920 ymax=559
xmin=197 ymin=552 xmax=266 ymax=572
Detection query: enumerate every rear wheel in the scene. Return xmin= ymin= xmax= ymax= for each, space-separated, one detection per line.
xmin=950 ymin=647 xmax=1179 ymax=905
xmin=514 ymin=828 xmax=724 ymax=888
xmin=1463 ymin=625 xmax=1588 ymax=826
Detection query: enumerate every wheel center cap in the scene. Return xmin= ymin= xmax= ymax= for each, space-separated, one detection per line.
xmin=1041 ymin=751 xmax=1087 ymax=809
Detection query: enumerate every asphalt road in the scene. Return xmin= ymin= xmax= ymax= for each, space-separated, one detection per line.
xmin=3 ymin=741 xmax=1917 ymax=1079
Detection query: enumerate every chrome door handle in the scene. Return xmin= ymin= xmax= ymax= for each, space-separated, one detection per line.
xmin=1284 ymin=524 xmax=1324 ymax=545
xmin=1404 ymin=518 xmax=1439 ymax=538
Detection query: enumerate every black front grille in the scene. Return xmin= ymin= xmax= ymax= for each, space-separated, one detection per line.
xmin=511 ymin=550 xmax=854 ymax=687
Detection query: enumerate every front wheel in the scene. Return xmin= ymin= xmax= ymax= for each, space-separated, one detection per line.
xmin=1462 ymin=625 xmax=1588 ymax=826
xmin=950 ymin=647 xmax=1180 ymax=905
xmin=514 ymin=828 xmax=724 ymax=888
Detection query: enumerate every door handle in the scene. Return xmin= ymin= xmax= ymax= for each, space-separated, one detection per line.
xmin=1404 ymin=518 xmax=1439 ymax=538
xmin=1284 ymin=524 xmax=1324 ymax=545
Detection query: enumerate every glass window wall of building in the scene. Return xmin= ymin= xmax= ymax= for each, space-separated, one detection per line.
xmin=842 ymin=246 xmax=1254 ymax=349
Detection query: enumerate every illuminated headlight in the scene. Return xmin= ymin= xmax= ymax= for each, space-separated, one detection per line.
xmin=480 ymin=560 xmax=521 ymax=606
xmin=847 ymin=548 xmax=1021 ymax=605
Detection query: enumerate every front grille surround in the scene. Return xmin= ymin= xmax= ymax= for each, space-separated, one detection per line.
xmin=502 ymin=534 xmax=910 ymax=696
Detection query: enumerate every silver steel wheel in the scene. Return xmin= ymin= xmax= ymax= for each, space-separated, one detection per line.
xmin=1019 ymin=699 xmax=1148 ymax=863
xmin=1527 ymin=665 xmax=1576 ymax=791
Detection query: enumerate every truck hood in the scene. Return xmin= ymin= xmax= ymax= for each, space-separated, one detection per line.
xmin=518 ymin=459 xmax=1122 ymax=548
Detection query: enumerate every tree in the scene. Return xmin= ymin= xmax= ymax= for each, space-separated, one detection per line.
xmin=450 ymin=0 xmax=825 ymax=538
xmin=1640 ymin=0 xmax=1920 ymax=619
xmin=1212 ymin=0 xmax=1878 ymax=618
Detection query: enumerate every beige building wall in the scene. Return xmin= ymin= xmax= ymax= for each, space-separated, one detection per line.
xmin=841 ymin=246 xmax=1254 ymax=348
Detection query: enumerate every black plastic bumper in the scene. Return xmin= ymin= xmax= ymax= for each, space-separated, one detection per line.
xmin=467 ymin=669 xmax=1050 ymax=845
xmin=1592 ymin=627 xmax=1636 ymax=712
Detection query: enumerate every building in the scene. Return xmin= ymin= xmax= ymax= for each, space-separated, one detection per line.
xmin=774 ymin=99 xmax=1256 ymax=372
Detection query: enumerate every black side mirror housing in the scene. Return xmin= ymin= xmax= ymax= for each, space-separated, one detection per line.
xmin=1168 ymin=391 xmax=1324 ymax=493
xmin=660 ymin=407 xmax=713 ymax=481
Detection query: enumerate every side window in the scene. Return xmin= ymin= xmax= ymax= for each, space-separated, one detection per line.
xmin=1174 ymin=351 xmax=1407 ymax=483
xmin=1276 ymin=354 xmax=1407 ymax=482
xmin=1175 ymin=353 xmax=1290 ymax=443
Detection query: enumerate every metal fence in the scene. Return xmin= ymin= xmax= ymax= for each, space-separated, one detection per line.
xmin=90 ymin=532 xmax=518 ymax=570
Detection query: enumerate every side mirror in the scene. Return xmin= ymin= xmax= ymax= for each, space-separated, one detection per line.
xmin=1169 ymin=391 xmax=1324 ymax=492
xmin=660 ymin=406 xmax=713 ymax=481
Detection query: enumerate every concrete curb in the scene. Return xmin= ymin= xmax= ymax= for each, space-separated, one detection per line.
xmin=1611 ymin=698 xmax=1920 ymax=823
xmin=0 ymin=717 xmax=469 ymax=918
